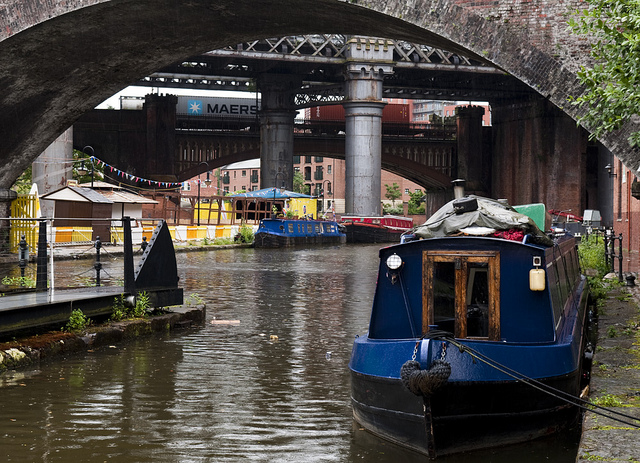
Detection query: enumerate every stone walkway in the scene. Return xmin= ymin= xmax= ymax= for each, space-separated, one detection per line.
xmin=576 ymin=283 xmax=640 ymax=462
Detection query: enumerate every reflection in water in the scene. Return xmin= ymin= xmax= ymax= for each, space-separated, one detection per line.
xmin=0 ymin=244 xmax=579 ymax=462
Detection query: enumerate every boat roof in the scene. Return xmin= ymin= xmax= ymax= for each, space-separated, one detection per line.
xmin=413 ymin=196 xmax=553 ymax=246
xmin=230 ymin=187 xmax=313 ymax=199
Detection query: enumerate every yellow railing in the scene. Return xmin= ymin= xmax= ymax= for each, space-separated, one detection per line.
xmin=9 ymin=194 xmax=39 ymax=253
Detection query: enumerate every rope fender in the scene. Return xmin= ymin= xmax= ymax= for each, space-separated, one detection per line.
xmin=400 ymin=359 xmax=451 ymax=397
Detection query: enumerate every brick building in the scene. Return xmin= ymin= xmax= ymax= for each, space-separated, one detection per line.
xmin=610 ymin=159 xmax=640 ymax=273
xmin=182 ymin=157 xmax=425 ymax=215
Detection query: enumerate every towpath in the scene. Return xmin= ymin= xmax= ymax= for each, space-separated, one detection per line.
xmin=576 ymin=283 xmax=640 ymax=461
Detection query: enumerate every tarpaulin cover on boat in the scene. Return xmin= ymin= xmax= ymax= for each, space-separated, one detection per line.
xmin=413 ymin=196 xmax=554 ymax=246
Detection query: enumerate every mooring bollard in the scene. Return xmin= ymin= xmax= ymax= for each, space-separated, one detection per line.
xmin=18 ymin=235 xmax=28 ymax=278
xmin=94 ymin=236 xmax=102 ymax=287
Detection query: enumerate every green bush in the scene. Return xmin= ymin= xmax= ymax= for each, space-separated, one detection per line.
xmin=65 ymin=309 xmax=91 ymax=332
xmin=2 ymin=276 xmax=36 ymax=288
xmin=578 ymin=234 xmax=609 ymax=278
xmin=237 ymin=224 xmax=254 ymax=244
xmin=110 ymin=291 xmax=150 ymax=321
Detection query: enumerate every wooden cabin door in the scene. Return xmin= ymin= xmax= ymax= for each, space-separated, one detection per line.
xmin=422 ymin=250 xmax=501 ymax=340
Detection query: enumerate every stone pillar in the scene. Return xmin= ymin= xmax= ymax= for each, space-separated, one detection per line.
xmin=144 ymin=94 xmax=178 ymax=181
xmin=258 ymin=75 xmax=300 ymax=190
xmin=456 ymin=106 xmax=488 ymax=195
xmin=344 ymin=36 xmax=394 ymax=216
xmin=32 ymin=127 xmax=74 ymax=218
xmin=0 ymin=188 xmax=17 ymax=254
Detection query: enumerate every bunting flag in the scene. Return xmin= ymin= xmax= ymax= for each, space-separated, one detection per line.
xmin=87 ymin=155 xmax=224 ymax=191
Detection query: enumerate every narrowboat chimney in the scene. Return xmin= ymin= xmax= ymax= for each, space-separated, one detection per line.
xmin=452 ymin=179 xmax=466 ymax=199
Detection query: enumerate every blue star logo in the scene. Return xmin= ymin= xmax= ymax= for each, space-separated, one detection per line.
xmin=188 ymin=100 xmax=202 ymax=115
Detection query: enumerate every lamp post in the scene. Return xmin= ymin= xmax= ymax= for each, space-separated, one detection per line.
xmin=321 ymin=179 xmax=332 ymax=213
xmin=273 ymin=172 xmax=286 ymax=218
xmin=196 ymin=165 xmax=212 ymax=226
xmin=78 ymin=146 xmax=95 ymax=188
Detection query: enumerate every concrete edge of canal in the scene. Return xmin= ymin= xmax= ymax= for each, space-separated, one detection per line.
xmin=0 ymin=305 xmax=206 ymax=373
xmin=576 ymin=281 xmax=640 ymax=462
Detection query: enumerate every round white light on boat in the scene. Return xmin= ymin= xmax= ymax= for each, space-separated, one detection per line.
xmin=386 ymin=253 xmax=403 ymax=270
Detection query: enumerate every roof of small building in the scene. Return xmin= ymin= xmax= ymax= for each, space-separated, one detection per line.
xmin=41 ymin=183 xmax=157 ymax=204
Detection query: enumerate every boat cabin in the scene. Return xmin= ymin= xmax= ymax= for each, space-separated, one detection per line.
xmin=370 ymin=229 xmax=583 ymax=344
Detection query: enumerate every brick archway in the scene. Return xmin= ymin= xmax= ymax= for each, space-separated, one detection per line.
xmin=0 ymin=0 xmax=627 ymax=190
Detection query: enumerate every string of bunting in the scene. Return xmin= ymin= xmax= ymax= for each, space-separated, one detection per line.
xmin=87 ymin=155 xmax=223 ymax=191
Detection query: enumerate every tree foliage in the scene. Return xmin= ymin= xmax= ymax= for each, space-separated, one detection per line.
xmin=568 ymin=0 xmax=640 ymax=147
xmin=293 ymin=170 xmax=305 ymax=193
xmin=10 ymin=166 xmax=32 ymax=194
xmin=384 ymin=182 xmax=402 ymax=206
xmin=407 ymin=189 xmax=425 ymax=215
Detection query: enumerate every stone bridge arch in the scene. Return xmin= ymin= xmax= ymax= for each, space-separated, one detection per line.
xmin=0 ymin=0 xmax=630 ymax=192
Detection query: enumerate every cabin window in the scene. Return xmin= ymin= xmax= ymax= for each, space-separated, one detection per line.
xmin=288 ymin=223 xmax=294 ymax=233
xmin=423 ymin=251 xmax=500 ymax=340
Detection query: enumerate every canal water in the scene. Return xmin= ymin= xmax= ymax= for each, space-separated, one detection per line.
xmin=0 ymin=244 xmax=581 ymax=462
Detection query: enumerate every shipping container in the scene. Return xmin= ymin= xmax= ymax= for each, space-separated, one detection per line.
xmin=306 ymin=104 xmax=410 ymax=123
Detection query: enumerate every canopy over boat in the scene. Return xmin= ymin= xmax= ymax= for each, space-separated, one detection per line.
xmin=230 ymin=188 xmax=313 ymax=199
xmin=413 ymin=196 xmax=553 ymax=246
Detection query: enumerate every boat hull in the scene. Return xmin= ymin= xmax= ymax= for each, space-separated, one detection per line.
xmin=350 ymin=369 xmax=581 ymax=456
xmin=254 ymin=232 xmax=346 ymax=247
xmin=343 ymin=222 xmax=405 ymax=243
xmin=253 ymin=218 xmax=346 ymax=248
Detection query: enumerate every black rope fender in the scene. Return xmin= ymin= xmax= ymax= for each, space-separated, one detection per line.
xmin=401 ymin=336 xmax=452 ymax=397
xmin=400 ymin=359 xmax=451 ymax=397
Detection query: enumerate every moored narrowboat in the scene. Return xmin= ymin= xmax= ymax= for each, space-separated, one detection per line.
xmin=341 ymin=215 xmax=413 ymax=243
xmin=349 ymin=196 xmax=591 ymax=458
xmin=254 ymin=218 xmax=346 ymax=247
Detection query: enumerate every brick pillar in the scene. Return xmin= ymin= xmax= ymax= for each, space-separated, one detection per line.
xmin=456 ymin=105 xmax=489 ymax=195
xmin=491 ymin=98 xmax=587 ymax=210
xmin=144 ymin=94 xmax=178 ymax=181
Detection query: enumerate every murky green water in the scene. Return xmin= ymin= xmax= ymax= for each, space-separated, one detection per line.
xmin=0 ymin=244 xmax=580 ymax=462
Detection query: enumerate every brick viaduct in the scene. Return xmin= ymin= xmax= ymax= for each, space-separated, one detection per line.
xmin=0 ymin=0 xmax=634 ymax=211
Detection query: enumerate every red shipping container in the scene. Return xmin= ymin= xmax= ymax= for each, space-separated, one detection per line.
xmin=307 ymin=104 xmax=409 ymax=123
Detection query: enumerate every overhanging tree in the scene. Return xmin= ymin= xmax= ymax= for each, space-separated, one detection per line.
xmin=569 ymin=0 xmax=640 ymax=147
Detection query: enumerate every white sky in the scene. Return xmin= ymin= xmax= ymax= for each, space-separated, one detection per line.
xmin=96 ymin=87 xmax=255 ymax=109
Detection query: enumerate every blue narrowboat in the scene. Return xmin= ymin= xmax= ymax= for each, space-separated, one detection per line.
xmin=349 ymin=196 xmax=591 ymax=458
xmin=254 ymin=218 xmax=346 ymax=247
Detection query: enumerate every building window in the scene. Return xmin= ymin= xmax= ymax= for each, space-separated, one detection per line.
xmin=314 ymin=166 xmax=323 ymax=180
xmin=315 ymin=156 xmax=324 ymax=163
xmin=224 ymin=186 xmax=229 ymax=193
xmin=233 ymin=171 xmax=237 ymax=178
xmin=305 ymin=156 xmax=312 ymax=163
xmin=293 ymin=155 xmax=300 ymax=164
xmin=304 ymin=166 xmax=311 ymax=181
xmin=182 ymin=182 xmax=191 ymax=191
xmin=327 ymin=165 xmax=331 ymax=174
xmin=242 ymin=185 xmax=246 ymax=191
xmin=242 ymin=170 xmax=246 ymax=177
xmin=405 ymin=188 xmax=410 ymax=194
